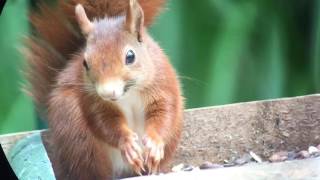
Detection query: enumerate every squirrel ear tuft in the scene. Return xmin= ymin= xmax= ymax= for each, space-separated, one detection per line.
xmin=125 ymin=0 xmax=144 ymax=42
xmin=75 ymin=4 xmax=94 ymax=36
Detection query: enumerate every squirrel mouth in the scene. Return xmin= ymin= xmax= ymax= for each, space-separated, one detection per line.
xmin=98 ymin=91 xmax=126 ymax=102
xmin=99 ymin=95 xmax=119 ymax=102
xmin=96 ymin=80 xmax=126 ymax=101
xmin=110 ymin=97 xmax=118 ymax=101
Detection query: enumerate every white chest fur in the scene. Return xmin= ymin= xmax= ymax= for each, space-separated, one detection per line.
xmin=107 ymin=90 xmax=145 ymax=176
xmin=116 ymin=90 xmax=145 ymax=136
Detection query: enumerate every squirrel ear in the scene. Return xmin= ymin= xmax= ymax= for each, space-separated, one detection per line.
xmin=75 ymin=4 xmax=94 ymax=36
xmin=125 ymin=0 xmax=144 ymax=42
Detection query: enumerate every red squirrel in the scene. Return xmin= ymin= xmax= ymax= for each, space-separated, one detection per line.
xmin=25 ymin=0 xmax=183 ymax=179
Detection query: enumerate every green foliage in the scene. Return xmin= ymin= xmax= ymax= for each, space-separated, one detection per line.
xmin=152 ymin=0 xmax=319 ymax=108
xmin=0 ymin=0 xmax=36 ymax=134
xmin=0 ymin=0 xmax=319 ymax=134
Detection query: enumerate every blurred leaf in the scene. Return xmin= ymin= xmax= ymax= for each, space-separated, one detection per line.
xmin=0 ymin=0 xmax=35 ymax=134
xmin=312 ymin=0 xmax=320 ymax=91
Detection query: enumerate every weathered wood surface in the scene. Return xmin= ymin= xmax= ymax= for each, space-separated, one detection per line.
xmin=124 ymin=157 xmax=320 ymax=180
xmin=173 ymin=94 xmax=320 ymax=166
xmin=0 ymin=94 xmax=319 ymax=167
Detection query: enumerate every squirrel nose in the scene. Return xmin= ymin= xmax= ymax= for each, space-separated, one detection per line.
xmin=96 ymin=80 xmax=124 ymax=101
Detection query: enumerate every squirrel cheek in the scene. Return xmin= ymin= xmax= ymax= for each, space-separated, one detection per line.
xmin=96 ymin=80 xmax=125 ymax=101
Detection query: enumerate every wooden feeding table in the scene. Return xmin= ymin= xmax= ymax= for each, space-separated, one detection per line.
xmin=0 ymin=94 xmax=320 ymax=179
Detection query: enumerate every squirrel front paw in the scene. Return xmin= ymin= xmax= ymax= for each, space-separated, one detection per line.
xmin=142 ymin=135 xmax=164 ymax=175
xmin=119 ymin=133 xmax=145 ymax=175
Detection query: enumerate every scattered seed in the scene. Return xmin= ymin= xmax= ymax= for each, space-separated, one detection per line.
xmin=249 ymin=151 xmax=263 ymax=163
xmin=287 ymin=151 xmax=299 ymax=160
xmin=235 ymin=154 xmax=252 ymax=165
xmin=298 ymin=150 xmax=310 ymax=159
xmin=224 ymin=157 xmax=236 ymax=164
xmin=171 ymin=163 xmax=184 ymax=172
xmin=172 ymin=144 xmax=320 ymax=172
xmin=311 ymin=152 xmax=320 ymax=158
xmin=308 ymin=146 xmax=320 ymax=155
xmin=199 ymin=162 xmax=223 ymax=169
xmin=182 ymin=165 xmax=194 ymax=171
xmin=269 ymin=151 xmax=288 ymax=162
xmin=223 ymin=163 xmax=236 ymax=167
xmin=282 ymin=132 xmax=290 ymax=137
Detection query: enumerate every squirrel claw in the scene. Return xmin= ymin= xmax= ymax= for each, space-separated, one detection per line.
xmin=143 ymin=136 xmax=164 ymax=175
xmin=120 ymin=133 xmax=144 ymax=175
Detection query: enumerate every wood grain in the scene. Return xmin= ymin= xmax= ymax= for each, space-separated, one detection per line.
xmin=173 ymin=94 xmax=320 ymax=166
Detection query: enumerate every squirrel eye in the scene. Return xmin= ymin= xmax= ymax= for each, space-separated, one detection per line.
xmin=83 ymin=60 xmax=89 ymax=71
xmin=125 ymin=50 xmax=135 ymax=65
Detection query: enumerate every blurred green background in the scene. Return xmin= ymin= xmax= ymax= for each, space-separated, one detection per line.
xmin=0 ymin=0 xmax=319 ymax=134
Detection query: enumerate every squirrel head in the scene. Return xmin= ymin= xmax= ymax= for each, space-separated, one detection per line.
xmin=75 ymin=0 xmax=154 ymax=101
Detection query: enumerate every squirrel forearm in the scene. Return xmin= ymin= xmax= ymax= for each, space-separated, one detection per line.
xmin=144 ymin=96 xmax=181 ymax=144
xmin=90 ymin=114 xmax=135 ymax=148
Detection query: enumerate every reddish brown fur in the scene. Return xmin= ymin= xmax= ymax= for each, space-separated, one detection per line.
xmin=27 ymin=0 xmax=165 ymax=110
xmin=25 ymin=0 xmax=183 ymax=180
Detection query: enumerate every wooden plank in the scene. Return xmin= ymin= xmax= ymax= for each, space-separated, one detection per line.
xmin=123 ymin=157 xmax=320 ymax=180
xmin=173 ymin=94 xmax=320 ymax=166
xmin=0 ymin=94 xmax=319 ymax=167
